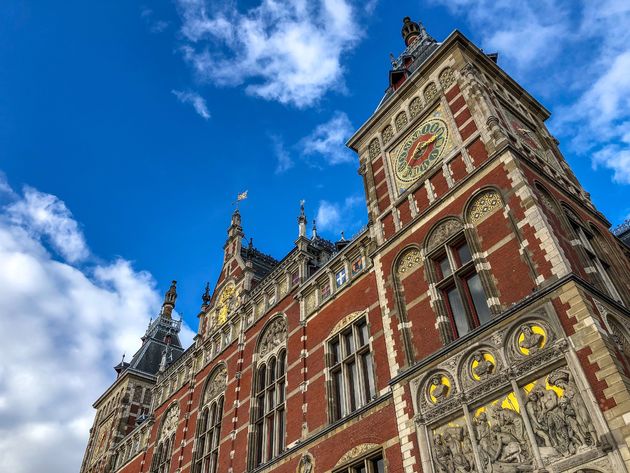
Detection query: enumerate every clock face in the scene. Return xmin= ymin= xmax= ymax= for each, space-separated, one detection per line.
xmin=394 ymin=117 xmax=449 ymax=185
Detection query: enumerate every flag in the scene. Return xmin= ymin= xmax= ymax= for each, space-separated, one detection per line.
xmin=237 ymin=191 xmax=248 ymax=201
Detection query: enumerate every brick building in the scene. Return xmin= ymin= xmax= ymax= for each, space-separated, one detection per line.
xmin=81 ymin=17 xmax=630 ymax=473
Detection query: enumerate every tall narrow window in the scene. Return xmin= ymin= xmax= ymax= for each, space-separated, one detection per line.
xmin=194 ymin=367 xmax=226 ymax=473
xmin=568 ymin=216 xmax=622 ymax=303
xmin=251 ymin=317 xmax=287 ymax=468
xmin=328 ymin=318 xmax=376 ymax=422
xmin=431 ymin=237 xmax=491 ymax=339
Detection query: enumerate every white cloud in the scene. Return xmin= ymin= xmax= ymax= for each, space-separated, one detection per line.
xmin=301 ymin=111 xmax=355 ymax=165
xmin=141 ymin=7 xmax=170 ymax=33
xmin=430 ymin=0 xmax=630 ymax=185
xmin=316 ymin=195 xmax=363 ymax=234
xmin=271 ymin=134 xmax=294 ymax=174
xmin=172 ymin=89 xmax=211 ymax=119
xmin=0 ymin=177 xmax=194 ymax=473
xmin=175 ymin=0 xmax=361 ymax=107
xmin=6 ymin=186 xmax=89 ymax=263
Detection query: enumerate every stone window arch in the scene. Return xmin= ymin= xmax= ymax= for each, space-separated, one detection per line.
xmin=424 ymin=217 xmax=493 ymax=343
xmin=423 ymin=82 xmax=438 ymax=103
xmin=409 ymin=96 xmax=423 ymax=118
xmin=193 ymin=365 xmax=227 ymax=473
xmin=250 ymin=316 xmax=287 ymax=468
xmin=438 ymin=67 xmax=456 ymax=90
xmin=395 ymin=111 xmax=408 ymax=131
xmin=151 ymin=402 xmax=179 ymax=473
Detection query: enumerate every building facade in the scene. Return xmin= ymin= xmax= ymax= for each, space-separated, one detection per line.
xmin=81 ymin=17 xmax=630 ymax=473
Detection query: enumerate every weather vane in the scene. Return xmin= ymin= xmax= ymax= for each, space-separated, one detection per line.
xmin=234 ymin=190 xmax=248 ymax=209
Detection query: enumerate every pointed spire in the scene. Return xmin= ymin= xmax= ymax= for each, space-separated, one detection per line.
xmin=161 ymin=280 xmax=177 ymax=319
xmin=298 ymin=199 xmax=307 ymax=238
xmin=312 ymin=219 xmax=318 ymax=239
xmin=201 ymin=282 xmax=211 ymax=308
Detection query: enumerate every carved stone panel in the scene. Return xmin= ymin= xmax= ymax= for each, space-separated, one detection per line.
xmin=431 ymin=415 xmax=475 ymax=473
xmin=467 ymin=190 xmax=503 ymax=224
xmin=439 ymin=67 xmax=456 ymax=90
xmin=395 ymin=111 xmax=408 ymax=131
xmin=259 ymin=317 xmax=287 ymax=357
xmin=424 ymin=82 xmax=438 ymax=103
xmin=397 ymin=248 xmax=422 ymax=276
xmin=203 ymin=366 xmax=227 ymax=405
xmin=368 ymin=138 xmax=381 ymax=160
xmin=409 ymin=97 xmax=423 ymax=118
xmin=427 ymin=219 xmax=463 ymax=252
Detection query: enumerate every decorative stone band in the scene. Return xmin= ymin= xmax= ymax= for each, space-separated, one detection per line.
xmin=467 ymin=189 xmax=503 ymax=224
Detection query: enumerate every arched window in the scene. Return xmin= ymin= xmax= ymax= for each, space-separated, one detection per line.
xmin=564 ymin=206 xmax=622 ymax=303
xmin=194 ymin=367 xmax=227 ymax=473
xmin=151 ymin=403 xmax=179 ymax=473
xmin=250 ymin=317 xmax=287 ymax=468
xmin=426 ymin=218 xmax=492 ymax=341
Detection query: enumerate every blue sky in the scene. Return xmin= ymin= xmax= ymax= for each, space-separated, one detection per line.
xmin=1 ymin=1 xmax=629 ymax=471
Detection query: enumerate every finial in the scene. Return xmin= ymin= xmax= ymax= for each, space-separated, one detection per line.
xmin=341 ymin=231 xmax=346 ymax=241
xmin=401 ymin=16 xmax=421 ymax=46
xmin=202 ymin=282 xmax=211 ymax=306
xmin=249 ymin=237 xmax=254 ymax=249
xmin=298 ymin=200 xmax=307 ymax=238
xmin=161 ymin=280 xmax=177 ymax=319
xmin=389 ymin=53 xmax=397 ymax=67
xmin=312 ymin=219 xmax=318 ymax=239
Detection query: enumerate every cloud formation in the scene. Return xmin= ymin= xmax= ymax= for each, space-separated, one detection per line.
xmin=0 ymin=176 xmax=194 ymax=473
xmin=172 ymin=89 xmax=211 ymax=119
xmin=175 ymin=0 xmax=361 ymax=108
xmin=431 ymin=0 xmax=630 ymax=184
xmin=301 ymin=112 xmax=355 ymax=165
xmin=316 ymin=195 xmax=363 ymax=234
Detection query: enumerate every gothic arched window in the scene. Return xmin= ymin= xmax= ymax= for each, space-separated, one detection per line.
xmin=151 ymin=403 xmax=179 ymax=473
xmin=563 ymin=206 xmax=623 ymax=303
xmin=250 ymin=317 xmax=287 ymax=468
xmin=425 ymin=218 xmax=492 ymax=342
xmin=194 ymin=366 xmax=227 ymax=473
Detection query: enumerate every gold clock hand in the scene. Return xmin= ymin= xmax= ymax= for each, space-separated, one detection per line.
xmin=412 ymin=134 xmax=438 ymax=159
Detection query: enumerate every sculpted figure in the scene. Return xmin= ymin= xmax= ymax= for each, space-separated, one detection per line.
xmin=472 ymin=351 xmax=494 ymax=379
xmin=519 ymin=325 xmax=543 ymax=354
xmin=433 ymin=434 xmax=454 ymax=473
xmin=535 ymin=387 xmax=571 ymax=456
xmin=548 ymin=369 xmax=599 ymax=447
xmin=443 ymin=427 xmax=473 ymax=472
xmin=525 ymin=391 xmax=551 ymax=447
xmin=431 ymin=376 xmax=449 ymax=403
xmin=298 ymin=455 xmax=313 ymax=473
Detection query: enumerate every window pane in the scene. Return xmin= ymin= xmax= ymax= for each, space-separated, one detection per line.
xmin=267 ymin=387 xmax=275 ymax=409
xmin=347 ymin=360 xmax=359 ymax=411
xmin=254 ymin=422 xmax=264 ymax=466
xmin=357 ymin=321 xmax=369 ymax=346
xmin=278 ymin=351 xmax=286 ymax=376
xmin=257 ymin=365 xmax=266 ymax=392
xmin=269 ymin=359 xmax=276 ymax=383
xmin=457 ymin=242 xmax=472 ymax=265
xmin=446 ymin=287 xmax=469 ymax=337
xmin=278 ymin=379 xmax=285 ymax=403
xmin=256 ymin=394 xmax=265 ymax=419
xmin=361 ymin=352 xmax=376 ymax=400
xmin=266 ymin=415 xmax=274 ymax=460
xmin=466 ymin=273 xmax=491 ymax=325
xmin=330 ymin=339 xmax=341 ymax=365
xmin=343 ymin=331 xmax=355 ymax=356
xmin=438 ymin=256 xmax=452 ymax=278
xmin=334 ymin=370 xmax=346 ymax=419
xmin=356 ymin=463 xmax=366 ymax=473
xmin=277 ymin=408 xmax=285 ymax=452
xmin=372 ymin=456 xmax=384 ymax=473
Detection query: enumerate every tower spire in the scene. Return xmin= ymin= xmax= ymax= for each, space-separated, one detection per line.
xmin=161 ymin=280 xmax=177 ymax=319
xmin=298 ymin=200 xmax=307 ymax=238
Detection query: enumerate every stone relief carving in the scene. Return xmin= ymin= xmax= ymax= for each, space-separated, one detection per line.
xmin=409 ymin=97 xmax=423 ymax=118
xmin=203 ymin=366 xmax=227 ymax=405
xmin=335 ymin=443 xmax=380 ymax=467
xmin=297 ymin=453 xmax=314 ymax=473
xmin=160 ymin=404 xmax=180 ymax=440
xmin=417 ymin=313 xmax=603 ymax=473
xmin=368 ymin=138 xmax=381 ymax=160
xmin=259 ymin=317 xmax=287 ymax=357
xmin=382 ymin=124 xmax=394 ymax=145
xmin=424 ymin=82 xmax=438 ymax=103
xmin=395 ymin=111 xmax=408 ymax=131
xmin=329 ymin=311 xmax=365 ymax=338
xmin=397 ymin=248 xmax=422 ymax=275
xmin=427 ymin=219 xmax=463 ymax=252
xmin=439 ymin=67 xmax=456 ymax=90
xmin=432 ymin=418 xmax=475 ymax=473
xmin=467 ymin=190 xmax=503 ymax=224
